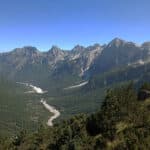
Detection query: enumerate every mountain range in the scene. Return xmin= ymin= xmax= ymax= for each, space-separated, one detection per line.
xmin=1 ymin=38 xmax=150 ymax=89
xmin=1 ymin=38 xmax=150 ymax=139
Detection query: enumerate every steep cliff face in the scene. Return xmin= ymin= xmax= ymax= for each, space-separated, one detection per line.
xmin=0 ymin=38 xmax=150 ymax=82
xmin=88 ymin=38 xmax=150 ymax=76
xmin=142 ymin=42 xmax=150 ymax=51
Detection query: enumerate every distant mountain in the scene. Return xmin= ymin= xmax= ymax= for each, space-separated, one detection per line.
xmin=88 ymin=38 xmax=149 ymax=76
xmin=142 ymin=42 xmax=150 ymax=50
xmin=1 ymin=38 xmax=150 ymax=88
xmin=1 ymin=38 xmax=150 ymax=141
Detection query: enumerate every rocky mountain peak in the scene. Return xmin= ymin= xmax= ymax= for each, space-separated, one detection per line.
xmin=142 ymin=42 xmax=150 ymax=50
xmin=86 ymin=43 xmax=101 ymax=51
xmin=48 ymin=46 xmax=64 ymax=56
xmin=108 ymin=38 xmax=126 ymax=48
xmin=1 ymin=38 xmax=150 ymax=79
xmin=12 ymin=46 xmax=39 ymax=56
xmin=72 ymin=45 xmax=85 ymax=51
xmin=50 ymin=45 xmax=61 ymax=51
xmin=23 ymin=46 xmax=38 ymax=51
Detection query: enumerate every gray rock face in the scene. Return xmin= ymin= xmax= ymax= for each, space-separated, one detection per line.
xmin=142 ymin=42 xmax=150 ymax=51
xmin=107 ymin=38 xmax=126 ymax=48
xmin=88 ymin=38 xmax=150 ymax=75
xmin=0 ymin=46 xmax=43 ymax=70
xmin=46 ymin=46 xmax=68 ymax=66
xmin=0 ymin=38 xmax=150 ymax=80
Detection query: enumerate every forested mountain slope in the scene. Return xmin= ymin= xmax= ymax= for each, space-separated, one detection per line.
xmin=1 ymin=84 xmax=150 ymax=150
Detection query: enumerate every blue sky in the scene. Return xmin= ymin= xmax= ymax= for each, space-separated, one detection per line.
xmin=0 ymin=0 xmax=150 ymax=51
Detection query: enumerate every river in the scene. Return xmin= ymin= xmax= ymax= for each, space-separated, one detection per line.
xmin=16 ymin=82 xmax=60 ymax=126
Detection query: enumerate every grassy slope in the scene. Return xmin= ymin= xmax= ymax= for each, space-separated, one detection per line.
xmin=0 ymin=79 xmax=50 ymax=137
xmin=2 ymin=84 xmax=150 ymax=150
xmin=0 ymin=76 xmax=106 ymax=137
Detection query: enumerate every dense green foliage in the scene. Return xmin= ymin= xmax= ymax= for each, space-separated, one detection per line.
xmin=0 ymin=77 xmax=105 ymax=137
xmin=87 ymin=62 xmax=150 ymax=90
xmin=1 ymin=84 xmax=150 ymax=149
xmin=0 ymin=78 xmax=50 ymax=136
